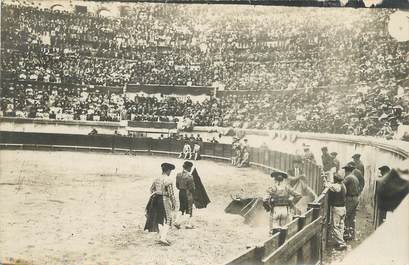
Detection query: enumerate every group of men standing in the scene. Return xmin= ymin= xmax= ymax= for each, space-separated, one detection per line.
xmin=178 ymin=134 xmax=203 ymax=160
xmin=324 ymin=151 xmax=366 ymax=250
xmin=231 ymin=137 xmax=250 ymax=167
xmin=144 ymin=161 xmax=210 ymax=246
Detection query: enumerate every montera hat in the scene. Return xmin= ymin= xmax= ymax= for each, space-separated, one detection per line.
xmin=270 ymin=171 xmax=288 ymax=179
xmin=183 ymin=161 xmax=193 ymax=169
xmin=161 ymin=163 xmax=175 ymax=171
xmin=378 ymin=165 xmax=390 ymax=172
xmin=352 ymin=154 xmax=361 ymax=159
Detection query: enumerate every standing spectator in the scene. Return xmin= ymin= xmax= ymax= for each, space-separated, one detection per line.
xmin=192 ymin=142 xmax=201 ymax=160
xmin=342 ymin=162 xmax=361 ymax=241
xmin=196 ymin=134 xmax=203 ymax=142
xmin=321 ymin=146 xmax=334 ymax=179
xmin=375 ymin=165 xmax=391 ymax=225
xmin=302 ymin=146 xmax=316 ymax=164
xmin=331 ymin=152 xmax=340 ymax=173
xmin=241 ymin=139 xmax=249 ymax=151
xmin=288 ymin=157 xmax=305 ymax=182
xmin=231 ymin=137 xmax=241 ymax=166
xmin=238 ymin=148 xmax=250 ymax=168
xmin=352 ymin=153 xmax=365 ymax=178
xmin=325 ymin=172 xmax=347 ymax=250
xmin=350 ymin=154 xmax=365 ymax=194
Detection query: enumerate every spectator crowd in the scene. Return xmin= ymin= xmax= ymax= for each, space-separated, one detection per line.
xmin=1 ymin=2 xmax=408 ymax=139
xmin=1 ymin=3 xmax=408 ymax=90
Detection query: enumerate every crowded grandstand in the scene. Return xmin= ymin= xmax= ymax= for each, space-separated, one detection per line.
xmin=1 ymin=1 xmax=408 ymax=138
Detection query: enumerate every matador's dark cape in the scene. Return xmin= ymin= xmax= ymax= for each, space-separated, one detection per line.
xmin=192 ymin=168 xmax=211 ymax=209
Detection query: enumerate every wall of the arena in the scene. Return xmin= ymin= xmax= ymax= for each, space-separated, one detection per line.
xmin=0 ymin=117 xmax=179 ymax=137
xmin=0 ymin=117 xmax=126 ymax=135
xmin=1 ymin=117 xmax=408 ymax=206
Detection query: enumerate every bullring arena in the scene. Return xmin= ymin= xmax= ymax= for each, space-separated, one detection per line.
xmin=1 ymin=0 xmax=409 ymax=264
xmin=0 ymin=149 xmax=273 ymax=265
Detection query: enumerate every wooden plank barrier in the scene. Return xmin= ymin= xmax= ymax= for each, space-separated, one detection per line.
xmin=286 ymin=218 xmax=300 ymax=238
xmin=262 ymin=217 xmax=322 ymax=265
xmin=262 ymin=233 xmax=281 ymax=260
xmin=224 ymin=246 xmax=264 ymax=265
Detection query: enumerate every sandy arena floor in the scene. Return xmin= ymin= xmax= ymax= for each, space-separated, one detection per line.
xmin=0 ymin=150 xmax=275 ymax=265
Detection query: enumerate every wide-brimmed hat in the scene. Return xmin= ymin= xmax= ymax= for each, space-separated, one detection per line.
xmin=270 ymin=171 xmax=288 ymax=179
xmin=378 ymin=165 xmax=390 ymax=172
xmin=330 ymin=152 xmax=338 ymax=156
xmin=352 ymin=154 xmax=361 ymax=159
xmin=161 ymin=163 xmax=175 ymax=171
xmin=342 ymin=162 xmax=356 ymax=170
xmin=183 ymin=161 xmax=193 ymax=169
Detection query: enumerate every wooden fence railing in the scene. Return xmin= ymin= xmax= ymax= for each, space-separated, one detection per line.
xmin=224 ymin=188 xmax=329 ymax=265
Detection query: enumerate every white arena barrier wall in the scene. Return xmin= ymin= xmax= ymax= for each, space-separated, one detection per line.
xmin=1 ymin=117 xmax=407 ymax=208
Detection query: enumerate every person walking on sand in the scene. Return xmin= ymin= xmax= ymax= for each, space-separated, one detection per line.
xmin=144 ymin=163 xmax=177 ymax=246
xmin=175 ymin=161 xmax=196 ymax=229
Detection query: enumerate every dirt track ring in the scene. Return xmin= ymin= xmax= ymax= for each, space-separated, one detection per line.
xmin=0 ymin=150 xmax=273 ymax=265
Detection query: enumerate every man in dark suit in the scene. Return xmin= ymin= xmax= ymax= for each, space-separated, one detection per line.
xmin=351 ymin=154 xmax=365 ymax=194
xmin=331 ymin=152 xmax=340 ymax=173
xmin=352 ymin=154 xmax=365 ymax=177
xmin=325 ymin=172 xmax=347 ymax=250
xmin=375 ymin=165 xmax=390 ymax=226
xmin=287 ymin=157 xmax=305 ymax=183
xmin=342 ymin=162 xmax=361 ymax=241
xmin=321 ymin=146 xmax=333 ymax=173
